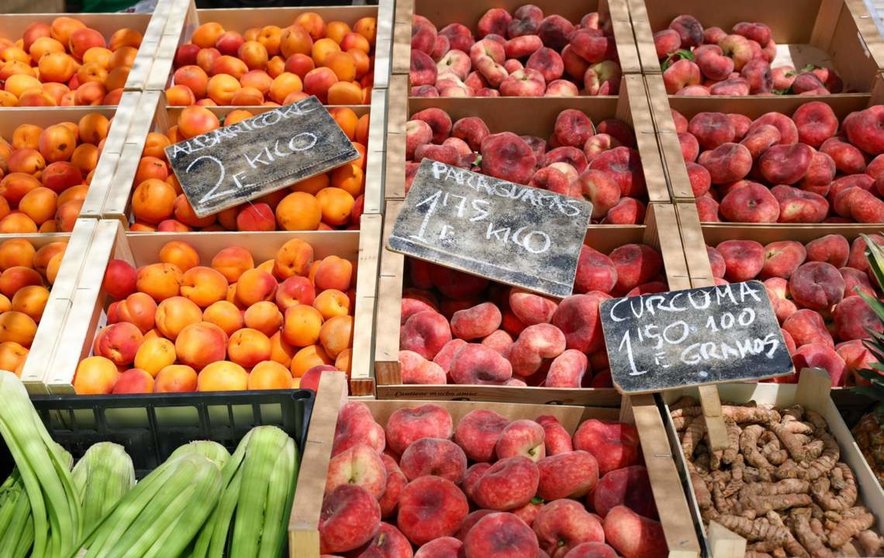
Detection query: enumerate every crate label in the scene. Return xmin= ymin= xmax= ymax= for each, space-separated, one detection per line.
xmin=600 ymin=281 xmax=794 ymax=393
xmin=388 ymin=159 xmax=592 ymax=298
xmin=165 ymin=96 xmax=358 ymax=217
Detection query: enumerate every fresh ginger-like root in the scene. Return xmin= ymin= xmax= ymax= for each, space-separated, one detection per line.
xmin=827 ymin=508 xmax=875 ymax=549
xmin=772 ymin=421 xmax=808 ymax=462
xmin=811 ymin=463 xmax=857 ymax=512
xmin=682 ymin=416 xmax=706 ymax=458
xmin=716 ymin=515 xmax=791 ymax=544
xmin=856 ymin=529 xmax=883 ymax=556
xmin=790 ymin=513 xmax=832 ymax=558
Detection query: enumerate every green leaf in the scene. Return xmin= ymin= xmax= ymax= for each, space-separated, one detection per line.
xmin=676 ymin=49 xmax=695 ymax=61
xmin=771 ymin=88 xmax=788 ymax=96
xmin=801 ymin=63 xmax=817 ymax=72
xmin=785 ymin=71 xmax=797 ymax=78
xmin=861 ymin=234 xmax=884 ymax=290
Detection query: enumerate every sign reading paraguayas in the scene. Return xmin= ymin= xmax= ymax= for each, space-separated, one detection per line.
xmin=388 ymin=159 xmax=593 ymax=298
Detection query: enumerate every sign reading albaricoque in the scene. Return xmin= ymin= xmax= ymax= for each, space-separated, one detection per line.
xmin=165 ymin=96 xmax=358 ymax=217
xmin=600 ymin=281 xmax=793 ymax=393
xmin=388 ymin=159 xmax=593 ymax=298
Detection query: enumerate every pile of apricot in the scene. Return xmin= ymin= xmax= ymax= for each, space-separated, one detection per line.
xmin=0 ymin=113 xmax=110 ymax=233
xmin=127 ymin=106 xmax=368 ymax=232
xmin=0 ymin=238 xmax=68 ymax=375
xmin=0 ymin=16 xmax=143 ymax=106
xmin=74 ymin=238 xmax=355 ymax=394
xmin=167 ymin=12 xmax=376 ymax=107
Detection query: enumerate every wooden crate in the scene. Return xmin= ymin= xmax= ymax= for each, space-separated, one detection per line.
xmin=38 ymin=219 xmax=376 ymax=395
xmin=372 ymin=200 xmax=691 ymax=405
xmin=660 ymin=368 xmax=884 ymax=557
xmin=0 ymin=11 xmax=159 ymax=95
xmin=144 ymin=1 xmax=382 ymax=96
xmin=626 ymin=0 xmax=884 ymax=85
xmin=390 ymin=0 xmax=642 ymax=76
xmin=289 ymin=371 xmax=702 ymax=558
xmin=0 ymin=98 xmax=141 ymax=226
xmin=84 ymin=91 xmax=383 ymax=231
xmin=644 ymin=72 xmax=884 ymax=207
xmin=383 ymin=73 xmax=671 ymax=206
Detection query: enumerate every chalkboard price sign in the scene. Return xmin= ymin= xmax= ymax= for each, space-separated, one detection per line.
xmin=600 ymin=281 xmax=794 ymax=393
xmin=165 ymin=96 xmax=359 ymax=217
xmin=388 ymin=159 xmax=593 ymax=298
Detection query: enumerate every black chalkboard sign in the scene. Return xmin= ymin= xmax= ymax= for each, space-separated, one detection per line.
xmin=388 ymin=159 xmax=592 ymax=297
xmin=164 ymin=96 xmax=359 ymax=217
xmin=600 ymin=281 xmax=794 ymax=393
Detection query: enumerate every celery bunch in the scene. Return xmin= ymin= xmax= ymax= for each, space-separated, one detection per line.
xmin=0 ymin=371 xmax=81 ymax=557
xmin=0 ymin=470 xmax=34 ymax=558
xmin=192 ymin=426 xmax=299 ymax=558
xmin=71 ymin=443 xmax=135 ymax=533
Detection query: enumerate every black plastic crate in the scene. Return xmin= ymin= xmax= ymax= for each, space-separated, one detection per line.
xmin=1 ymin=389 xmax=314 ymax=478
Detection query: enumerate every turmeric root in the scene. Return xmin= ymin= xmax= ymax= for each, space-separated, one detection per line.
xmin=791 ymin=513 xmax=833 ymax=558
xmin=827 ymin=508 xmax=875 ymax=549
xmin=716 ymin=514 xmax=791 ymax=544
xmin=675 ymin=403 xmax=879 ymax=557
xmin=811 ymin=464 xmax=857 ymax=512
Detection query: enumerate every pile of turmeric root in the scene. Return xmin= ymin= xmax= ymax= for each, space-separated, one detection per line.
xmin=671 ymin=398 xmax=883 ymax=558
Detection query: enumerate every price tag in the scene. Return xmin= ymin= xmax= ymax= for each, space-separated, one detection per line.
xmin=388 ymin=159 xmax=593 ymax=298
xmin=600 ymin=281 xmax=794 ymax=393
xmin=165 ymin=96 xmax=358 ymax=217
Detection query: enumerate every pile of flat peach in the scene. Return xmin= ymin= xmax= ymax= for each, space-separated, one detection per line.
xmin=679 ymin=103 xmax=884 ymax=223
xmin=167 ymin=12 xmax=376 ymax=107
xmin=1 ymin=17 xmax=143 ymax=106
xmin=321 ymin=402 xmax=667 ymax=557
xmin=398 ymin=242 xmax=667 ymax=388
xmin=406 ymin=107 xmax=646 ymax=224
xmin=0 ymin=239 xmax=68 ymax=376
xmin=73 ymin=238 xmax=355 ymax=394
xmin=0 ymin=114 xmax=110 ymax=232
xmin=709 ymin=233 xmax=884 ymax=387
xmin=410 ymin=5 xmax=622 ymax=97
xmin=125 ymin=106 xmax=368 ymax=232
xmin=656 ymin=16 xmax=844 ymax=95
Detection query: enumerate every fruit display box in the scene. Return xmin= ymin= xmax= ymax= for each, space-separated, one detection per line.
xmin=626 ymin=0 xmax=884 ymax=88
xmin=390 ymin=0 xmax=643 ymax=79
xmin=0 ymin=11 xmax=160 ymax=98
xmin=0 ymin=100 xmax=141 ymax=227
xmin=30 ymin=218 xmax=379 ymax=395
xmin=372 ymin=200 xmax=691 ymax=406
xmin=641 ymin=72 xmax=884 ymax=230
xmin=0 ymin=388 xmax=314 ymax=479
xmin=383 ymin=73 xmax=671 ymax=208
xmin=147 ymin=1 xmax=385 ymax=102
xmin=81 ymin=89 xmax=386 ymax=230
xmin=288 ymin=371 xmax=702 ymax=557
xmin=660 ymin=368 xmax=884 ymax=557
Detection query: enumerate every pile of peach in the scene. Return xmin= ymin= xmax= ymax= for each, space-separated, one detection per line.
xmin=410 ymin=6 xmax=621 ymax=97
xmin=0 ymin=239 xmax=67 ymax=375
xmin=320 ymin=402 xmax=666 ymax=557
xmin=398 ymin=243 xmax=667 ymax=388
xmin=406 ymin=107 xmax=646 ymax=223
xmin=707 ymin=234 xmax=884 ymax=387
xmin=167 ymin=13 xmax=376 ymax=107
xmin=0 ymin=17 xmax=143 ymax=107
xmin=125 ymin=106 xmax=368 ymax=232
xmin=73 ymin=238 xmax=355 ymax=395
xmin=0 ymin=114 xmax=110 ymax=233
xmin=656 ymin=16 xmax=843 ymax=95
xmin=677 ymin=104 xmax=884 ymax=223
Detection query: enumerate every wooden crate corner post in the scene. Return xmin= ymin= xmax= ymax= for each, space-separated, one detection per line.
xmin=289 ymin=372 xmax=349 ymax=558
